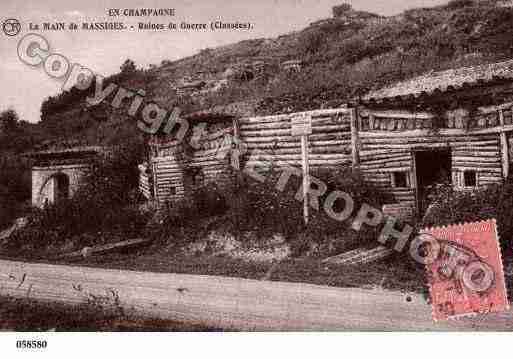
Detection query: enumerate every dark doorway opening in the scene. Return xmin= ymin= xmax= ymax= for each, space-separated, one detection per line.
xmin=53 ymin=173 xmax=70 ymax=204
xmin=414 ymin=149 xmax=452 ymax=215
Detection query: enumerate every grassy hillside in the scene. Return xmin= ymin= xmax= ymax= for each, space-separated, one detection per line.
xmin=12 ymin=0 xmax=513 ymax=149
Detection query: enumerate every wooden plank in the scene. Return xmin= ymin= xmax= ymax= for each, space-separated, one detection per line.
xmin=3 ymin=259 xmax=511 ymax=331
xmin=350 ymin=108 xmax=360 ymax=169
xmin=361 ymin=166 xmax=411 ymax=173
xmin=59 ymin=238 xmax=153 ymax=260
xmin=499 ymin=109 xmax=510 ymax=179
xmin=478 ymin=101 xmax=513 ymax=114
xmin=239 ymin=109 xmax=351 ymax=125
xmin=360 ymin=109 xmax=435 ymax=120
xmin=360 ymin=125 xmax=513 ymax=137
xmin=301 ymin=135 xmax=310 ymax=225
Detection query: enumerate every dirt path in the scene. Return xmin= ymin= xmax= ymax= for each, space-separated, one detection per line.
xmin=0 ymin=259 xmax=511 ymax=331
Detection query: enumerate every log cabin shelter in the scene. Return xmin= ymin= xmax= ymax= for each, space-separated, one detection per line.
xmin=354 ymin=59 xmax=513 ymax=215
xmin=141 ymin=59 xmax=513 ymax=218
xmin=140 ymin=107 xmax=355 ymax=206
xmin=139 ymin=111 xmax=238 ymax=204
xmin=27 ymin=146 xmax=101 ymax=208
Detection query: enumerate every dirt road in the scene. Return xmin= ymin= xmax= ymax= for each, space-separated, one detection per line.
xmin=0 ymin=259 xmax=511 ymax=331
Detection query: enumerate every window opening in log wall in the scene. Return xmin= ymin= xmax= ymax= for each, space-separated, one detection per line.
xmin=392 ymin=171 xmax=409 ymax=188
xmin=463 ymin=170 xmax=477 ymax=188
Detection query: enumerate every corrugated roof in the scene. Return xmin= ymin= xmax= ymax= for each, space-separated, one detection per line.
xmin=362 ymin=59 xmax=513 ymax=103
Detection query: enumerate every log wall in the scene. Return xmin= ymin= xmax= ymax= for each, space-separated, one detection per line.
xmin=138 ymin=163 xmax=151 ymax=200
xmin=238 ymin=109 xmax=353 ymax=169
xmin=359 ymin=131 xmax=502 ymax=205
xmin=142 ymin=104 xmax=512 ymax=207
xmin=149 ymin=123 xmax=234 ymax=204
xmin=358 ymin=103 xmax=512 ymax=207
xmin=145 ymin=109 xmax=353 ymax=204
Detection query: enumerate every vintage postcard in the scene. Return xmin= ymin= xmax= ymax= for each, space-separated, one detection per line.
xmin=2 ymin=0 xmax=513 ymax=356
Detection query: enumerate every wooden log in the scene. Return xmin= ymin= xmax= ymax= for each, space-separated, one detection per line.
xmin=240 ymin=122 xmax=292 ymax=131
xmin=359 ymin=109 xmax=435 ymax=120
xmin=241 ymin=128 xmax=292 ymax=137
xmin=245 ymin=159 xmax=351 ymax=168
xmin=360 ymin=161 xmax=412 ymax=170
xmin=249 ymin=154 xmax=345 ymax=161
xmin=239 ymin=109 xmax=351 ymax=125
xmin=361 ymin=138 xmax=499 ymax=152
xmin=309 ymin=139 xmax=351 ymax=146
xmin=240 ymin=121 xmax=349 ymax=132
xmin=478 ymin=101 xmax=513 ymax=114
xmin=361 ymin=143 xmax=499 ymax=151
xmin=362 ymin=174 xmax=391 ymax=181
xmin=361 ymin=166 xmax=411 ymax=173
xmin=311 ymin=118 xmax=349 ymax=126
xmin=452 ymin=156 xmax=501 ymax=163
xmin=361 ymin=125 xmax=513 ymax=137
xmin=240 ymin=146 xmax=348 ymax=156
xmin=452 ymin=141 xmax=499 ymax=147
xmin=350 ymin=108 xmax=360 ymax=169
xmin=360 ymin=149 xmax=410 ymax=157
xmin=155 ymin=170 xmax=183 ymax=177
xmin=499 ymin=109 xmax=510 ymax=179
xmin=156 ymin=185 xmax=184 ymax=191
xmin=360 ymin=135 xmax=497 ymax=144
xmin=243 ymin=133 xmax=350 ymax=143
xmin=453 ymin=151 xmax=500 ymax=157
xmin=59 ymin=238 xmax=153 ymax=260
xmin=1 ymin=259 xmax=503 ymax=331
xmin=453 ymin=165 xmax=502 ymax=172
xmin=239 ymin=117 xmax=289 ymax=126
xmin=152 ymin=163 xmax=159 ymax=202
xmin=245 ymin=140 xmax=350 ymax=150
xmin=479 ymin=176 xmax=502 ymax=182
xmin=360 ymin=156 xmax=412 ymax=165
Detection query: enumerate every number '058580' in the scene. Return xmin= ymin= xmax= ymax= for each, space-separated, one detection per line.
xmin=16 ymin=340 xmax=47 ymax=349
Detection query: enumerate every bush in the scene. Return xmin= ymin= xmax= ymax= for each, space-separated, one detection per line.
xmin=420 ymin=182 xmax=513 ymax=253
xmin=5 ymin=143 xmax=149 ymax=255
xmin=421 ymin=184 xmax=499 ymax=228
xmin=497 ymin=176 xmax=513 ymax=252
xmin=8 ymin=200 xmax=149 ymax=253
xmin=156 ymin=167 xmax=389 ymax=257
xmin=0 ymin=153 xmax=31 ymax=230
xmin=332 ymin=3 xmax=352 ymax=18
xmin=444 ymin=0 xmax=475 ymax=10
xmin=160 ymin=183 xmax=228 ymax=227
xmin=179 ymin=169 xmax=385 ymax=256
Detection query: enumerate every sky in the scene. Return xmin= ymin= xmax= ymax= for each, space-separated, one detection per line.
xmin=0 ymin=0 xmax=448 ymax=123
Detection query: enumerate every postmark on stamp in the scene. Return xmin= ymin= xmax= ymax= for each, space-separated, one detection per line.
xmin=422 ymin=219 xmax=509 ymax=321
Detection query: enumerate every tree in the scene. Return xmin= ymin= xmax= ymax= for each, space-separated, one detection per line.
xmin=332 ymin=3 xmax=352 ymax=18
xmin=0 ymin=109 xmax=19 ymax=134
xmin=120 ymin=59 xmax=137 ymax=74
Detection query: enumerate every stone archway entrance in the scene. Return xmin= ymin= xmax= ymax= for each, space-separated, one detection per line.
xmin=29 ymin=147 xmax=101 ymax=208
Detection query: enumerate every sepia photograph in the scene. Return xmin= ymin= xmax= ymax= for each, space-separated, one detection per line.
xmin=2 ymin=0 xmax=513 ymax=356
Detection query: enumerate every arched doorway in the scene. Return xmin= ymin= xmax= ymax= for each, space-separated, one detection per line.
xmin=40 ymin=172 xmax=70 ymax=206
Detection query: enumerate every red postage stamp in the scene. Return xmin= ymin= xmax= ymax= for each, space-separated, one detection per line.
xmin=422 ymin=219 xmax=509 ymax=321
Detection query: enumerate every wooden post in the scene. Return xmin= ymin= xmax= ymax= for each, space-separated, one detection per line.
xmin=152 ymin=161 xmax=159 ymax=203
xmin=291 ymin=113 xmax=313 ymax=226
xmin=499 ymin=109 xmax=510 ymax=179
xmin=232 ymin=118 xmax=241 ymax=172
xmin=301 ymin=135 xmax=310 ymax=225
xmin=350 ymin=108 xmax=360 ymax=170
